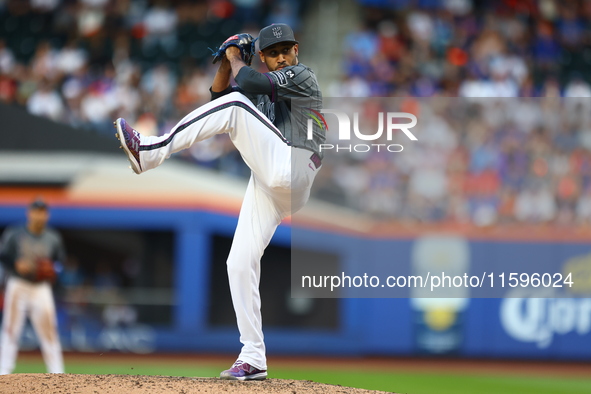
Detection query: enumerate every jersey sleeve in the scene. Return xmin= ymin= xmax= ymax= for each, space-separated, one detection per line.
xmin=264 ymin=65 xmax=317 ymax=102
xmin=234 ymin=67 xmax=273 ymax=94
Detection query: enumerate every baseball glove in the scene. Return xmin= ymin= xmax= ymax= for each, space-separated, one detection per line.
xmin=211 ymin=33 xmax=257 ymax=66
xmin=35 ymin=258 xmax=57 ymax=283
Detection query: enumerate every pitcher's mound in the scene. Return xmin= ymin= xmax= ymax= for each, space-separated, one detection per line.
xmin=0 ymin=373 xmax=394 ymax=393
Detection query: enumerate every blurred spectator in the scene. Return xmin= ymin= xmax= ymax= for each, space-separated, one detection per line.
xmin=0 ymin=39 xmax=15 ymax=75
xmin=80 ymin=66 xmax=118 ymax=134
xmin=140 ymin=63 xmax=176 ymax=119
xmin=142 ymin=0 xmax=178 ymax=54
xmin=265 ymin=0 xmax=300 ymax=30
xmin=328 ymin=75 xmax=371 ymax=97
xmin=15 ymin=64 xmax=38 ymax=106
xmin=77 ymin=0 xmax=107 ymax=38
xmin=30 ymin=40 xmax=58 ymax=82
xmin=576 ymin=185 xmax=591 ymax=224
xmin=564 ymin=75 xmax=591 ymax=98
xmin=0 ymin=76 xmax=17 ymax=104
xmin=234 ymin=0 xmax=263 ymax=28
xmin=134 ymin=112 xmax=159 ymax=136
xmin=174 ymin=68 xmax=210 ymax=113
xmin=61 ymin=66 xmax=89 ymax=127
xmin=407 ymin=11 xmax=434 ymax=44
xmin=514 ymin=182 xmax=556 ymax=223
xmin=343 ymin=23 xmax=380 ymax=77
xmin=55 ymin=39 xmax=88 ymax=76
xmin=26 ymin=78 xmax=64 ymax=121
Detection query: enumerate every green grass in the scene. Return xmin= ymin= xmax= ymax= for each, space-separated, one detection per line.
xmin=14 ymin=359 xmax=222 ymax=378
xmin=13 ymin=357 xmax=591 ymax=394
xmin=271 ymin=370 xmax=591 ymax=394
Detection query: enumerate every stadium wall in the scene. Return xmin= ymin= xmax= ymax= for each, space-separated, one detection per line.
xmin=0 ymin=204 xmax=589 ymax=361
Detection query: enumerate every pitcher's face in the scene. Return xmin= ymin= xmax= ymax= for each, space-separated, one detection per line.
xmin=259 ymin=43 xmax=299 ymax=71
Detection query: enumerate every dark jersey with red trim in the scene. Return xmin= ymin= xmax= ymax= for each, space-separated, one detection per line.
xmin=212 ymin=63 xmax=325 ymax=157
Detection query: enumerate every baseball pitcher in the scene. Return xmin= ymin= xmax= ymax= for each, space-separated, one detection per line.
xmin=115 ymin=23 xmax=324 ymax=380
xmin=0 ymin=199 xmax=65 ymax=374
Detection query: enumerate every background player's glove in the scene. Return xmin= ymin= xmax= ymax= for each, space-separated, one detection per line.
xmin=35 ymin=258 xmax=57 ymax=283
xmin=211 ymin=33 xmax=257 ymax=66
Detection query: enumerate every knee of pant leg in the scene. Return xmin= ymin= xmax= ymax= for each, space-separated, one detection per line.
xmin=226 ymin=91 xmax=253 ymax=106
xmin=226 ymin=254 xmax=262 ymax=281
xmin=227 ymin=260 xmax=252 ymax=279
xmin=267 ymin=173 xmax=291 ymax=191
xmin=222 ymin=92 xmax=256 ymax=121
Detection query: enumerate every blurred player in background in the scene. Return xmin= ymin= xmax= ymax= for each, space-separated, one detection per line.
xmin=0 ymin=198 xmax=65 ymax=374
xmin=115 ymin=23 xmax=324 ymax=380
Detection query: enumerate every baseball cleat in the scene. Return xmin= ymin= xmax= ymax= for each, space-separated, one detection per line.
xmin=114 ymin=118 xmax=142 ymax=174
xmin=219 ymin=360 xmax=267 ymax=381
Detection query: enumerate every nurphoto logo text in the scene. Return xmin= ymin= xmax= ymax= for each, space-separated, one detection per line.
xmin=307 ymin=110 xmax=418 ymax=153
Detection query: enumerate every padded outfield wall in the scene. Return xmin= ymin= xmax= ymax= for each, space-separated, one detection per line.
xmin=0 ymin=203 xmax=590 ymax=361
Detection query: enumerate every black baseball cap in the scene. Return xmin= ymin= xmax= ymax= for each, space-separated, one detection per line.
xmin=258 ymin=23 xmax=298 ymax=51
xmin=30 ymin=198 xmax=48 ymax=210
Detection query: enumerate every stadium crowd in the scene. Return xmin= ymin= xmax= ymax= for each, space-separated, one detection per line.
xmin=2 ymin=0 xmax=591 ymax=226
xmin=0 ymin=0 xmax=307 ymax=176
xmin=313 ymin=96 xmax=591 ymax=227
xmin=334 ymin=0 xmax=591 ymax=98
xmin=322 ymin=0 xmax=591 ymax=227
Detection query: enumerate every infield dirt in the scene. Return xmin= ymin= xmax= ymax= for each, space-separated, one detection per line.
xmin=0 ymin=373 xmax=394 ymax=393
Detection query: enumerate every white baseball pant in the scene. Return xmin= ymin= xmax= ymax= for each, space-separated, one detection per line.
xmin=138 ymin=92 xmax=320 ymax=370
xmin=0 ymin=276 xmax=64 ymax=374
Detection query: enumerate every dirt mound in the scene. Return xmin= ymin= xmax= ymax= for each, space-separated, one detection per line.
xmin=0 ymin=373 xmax=394 ymax=393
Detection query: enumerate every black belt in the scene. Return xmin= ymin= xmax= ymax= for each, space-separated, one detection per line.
xmin=310 ymin=152 xmax=322 ymax=169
